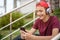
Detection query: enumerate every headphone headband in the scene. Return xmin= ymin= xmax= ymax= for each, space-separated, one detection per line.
xmin=36 ymin=1 xmax=51 ymax=14
xmin=36 ymin=1 xmax=49 ymax=9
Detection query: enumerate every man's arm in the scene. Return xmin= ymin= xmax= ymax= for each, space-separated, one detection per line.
xmin=32 ymin=28 xmax=59 ymax=40
xmin=27 ymin=28 xmax=36 ymax=34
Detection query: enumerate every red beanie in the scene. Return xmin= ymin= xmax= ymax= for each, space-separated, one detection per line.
xmin=36 ymin=1 xmax=49 ymax=8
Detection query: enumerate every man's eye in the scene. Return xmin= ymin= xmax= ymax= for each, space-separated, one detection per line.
xmin=39 ymin=10 xmax=43 ymax=12
xmin=35 ymin=10 xmax=43 ymax=13
xmin=36 ymin=10 xmax=43 ymax=12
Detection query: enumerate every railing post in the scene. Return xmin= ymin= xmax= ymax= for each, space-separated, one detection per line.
xmin=33 ymin=11 xmax=35 ymax=23
xmin=10 ymin=13 xmax=12 ymax=40
xmin=1 ymin=17 xmax=39 ymax=40
xmin=33 ymin=0 xmax=36 ymax=23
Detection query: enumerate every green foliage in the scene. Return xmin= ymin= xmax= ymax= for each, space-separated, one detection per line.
xmin=26 ymin=13 xmax=33 ymax=18
xmin=0 ymin=34 xmax=3 ymax=39
xmin=0 ymin=11 xmax=25 ymax=29
xmin=0 ymin=14 xmax=10 ymax=28
xmin=12 ymin=11 xmax=25 ymax=29
xmin=25 ymin=22 xmax=33 ymax=30
xmin=53 ymin=8 xmax=60 ymax=18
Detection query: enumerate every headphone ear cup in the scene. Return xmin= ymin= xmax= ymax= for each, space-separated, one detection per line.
xmin=46 ymin=8 xmax=51 ymax=14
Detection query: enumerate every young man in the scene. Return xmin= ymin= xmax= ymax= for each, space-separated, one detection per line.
xmin=20 ymin=1 xmax=59 ymax=40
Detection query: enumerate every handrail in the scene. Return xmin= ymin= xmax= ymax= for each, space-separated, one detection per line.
xmin=0 ymin=12 xmax=33 ymax=30
xmin=1 ymin=17 xmax=39 ymax=40
xmin=0 ymin=0 xmax=35 ymax=17
xmin=0 ymin=0 xmax=36 ymax=30
xmin=51 ymin=33 xmax=60 ymax=40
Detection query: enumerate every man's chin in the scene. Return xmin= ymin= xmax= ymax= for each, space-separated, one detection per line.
xmin=39 ymin=18 xmax=44 ymax=20
xmin=39 ymin=16 xmax=44 ymax=20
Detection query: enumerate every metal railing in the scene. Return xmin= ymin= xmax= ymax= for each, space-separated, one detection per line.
xmin=0 ymin=0 xmax=36 ymax=30
xmin=0 ymin=12 xmax=33 ymax=30
xmin=0 ymin=0 xmax=36 ymax=40
xmin=51 ymin=33 xmax=60 ymax=40
xmin=0 ymin=0 xmax=35 ymax=17
xmin=1 ymin=17 xmax=39 ymax=40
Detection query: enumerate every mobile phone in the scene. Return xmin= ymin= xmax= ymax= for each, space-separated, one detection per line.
xmin=20 ymin=27 xmax=27 ymax=32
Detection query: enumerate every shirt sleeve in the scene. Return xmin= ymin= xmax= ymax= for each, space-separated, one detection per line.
xmin=52 ymin=16 xmax=59 ymax=29
xmin=32 ymin=19 xmax=39 ymax=29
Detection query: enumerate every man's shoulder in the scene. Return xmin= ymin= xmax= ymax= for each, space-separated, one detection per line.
xmin=49 ymin=16 xmax=59 ymax=24
xmin=51 ymin=16 xmax=58 ymax=20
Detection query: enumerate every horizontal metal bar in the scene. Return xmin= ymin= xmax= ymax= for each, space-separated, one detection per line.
xmin=0 ymin=0 xmax=35 ymax=17
xmin=51 ymin=33 xmax=60 ymax=40
xmin=0 ymin=12 xmax=33 ymax=30
xmin=1 ymin=17 xmax=39 ymax=40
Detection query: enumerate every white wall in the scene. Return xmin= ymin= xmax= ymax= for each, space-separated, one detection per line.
xmin=20 ymin=0 xmax=36 ymax=14
xmin=6 ymin=0 xmax=14 ymax=12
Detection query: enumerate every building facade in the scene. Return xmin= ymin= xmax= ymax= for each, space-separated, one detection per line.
xmin=47 ymin=0 xmax=60 ymax=9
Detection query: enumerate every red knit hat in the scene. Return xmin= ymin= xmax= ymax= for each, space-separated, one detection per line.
xmin=36 ymin=1 xmax=49 ymax=9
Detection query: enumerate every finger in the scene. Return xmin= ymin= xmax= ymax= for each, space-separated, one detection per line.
xmin=20 ymin=30 xmax=26 ymax=34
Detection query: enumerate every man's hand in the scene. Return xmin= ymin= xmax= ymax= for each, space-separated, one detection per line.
xmin=20 ymin=30 xmax=26 ymax=39
xmin=20 ymin=28 xmax=36 ymax=40
xmin=20 ymin=30 xmax=34 ymax=40
xmin=24 ymin=32 xmax=34 ymax=40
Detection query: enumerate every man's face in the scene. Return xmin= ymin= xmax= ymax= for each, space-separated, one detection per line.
xmin=36 ymin=6 xmax=47 ymax=20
